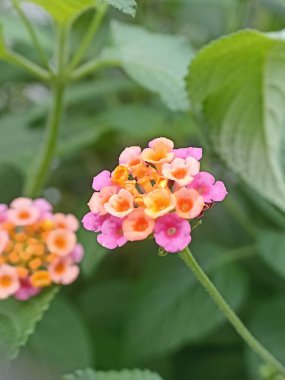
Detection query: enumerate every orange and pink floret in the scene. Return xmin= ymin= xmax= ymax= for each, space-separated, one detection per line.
xmin=0 ymin=198 xmax=83 ymax=301
xmin=82 ymin=137 xmax=227 ymax=253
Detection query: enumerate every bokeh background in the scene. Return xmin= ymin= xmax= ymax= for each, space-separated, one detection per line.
xmin=0 ymin=1 xmax=285 ymax=379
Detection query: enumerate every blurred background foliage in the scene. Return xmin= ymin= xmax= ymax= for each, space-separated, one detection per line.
xmin=0 ymin=0 xmax=285 ymax=379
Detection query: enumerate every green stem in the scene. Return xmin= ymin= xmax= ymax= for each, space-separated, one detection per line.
xmin=24 ymin=26 xmax=68 ymax=197
xmin=69 ymin=3 xmax=108 ymax=70
xmin=70 ymin=58 xmax=121 ymax=81
xmin=24 ymin=83 xmax=65 ymax=197
xmin=3 ymin=51 xmax=50 ymax=81
xmin=179 ymin=246 xmax=285 ymax=376
xmin=12 ymin=0 xmax=50 ymax=68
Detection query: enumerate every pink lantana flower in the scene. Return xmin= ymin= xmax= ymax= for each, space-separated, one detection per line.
xmin=0 ymin=205 xmax=8 ymax=223
xmin=174 ymin=147 xmax=202 ymax=161
xmin=119 ymin=146 xmax=142 ymax=166
xmin=154 ymin=214 xmax=191 ymax=253
xmin=82 ymin=212 xmax=107 ymax=232
xmin=97 ymin=216 xmax=127 ymax=249
xmin=188 ymin=172 xmax=228 ymax=203
xmin=33 ymin=198 xmax=53 ymax=219
xmin=92 ymin=170 xmax=112 ymax=191
xmin=8 ymin=197 xmax=40 ymax=226
xmin=14 ymin=278 xmax=40 ymax=301
xmin=46 ymin=228 xmax=76 ymax=257
xmin=0 ymin=265 xmax=20 ymax=300
xmin=54 ymin=213 xmax=79 ymax=232
xmin=48 ymin=258 xmax=79 ymax=285
xmin=162 ymin=157 xmax=200 ymax=186
xmin=70 ymin=244 xmax=85 ymax=263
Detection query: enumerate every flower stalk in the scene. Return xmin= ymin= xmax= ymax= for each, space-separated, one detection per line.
xmin=179 ymin=246 xmax=285 ymax=376
xmin=24 ymin=26 xmax=67 ymax=198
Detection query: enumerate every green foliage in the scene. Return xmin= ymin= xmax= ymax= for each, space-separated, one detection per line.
xmin=0 ymin=288 xmax=57 ymax=365
xmin=61 ymin=368 xmax=164 ymax=380
xmin=187 ymin=30 xmax=285 ymax=213
xmin=20 ymin=0 xmax=136 ymax=25
xmin=100 ymin=0 xmax=137 ymax=16
xmin=0 ymin=25 xmax=7 ymax=57
xmin=257 ymin=230 xmax=285 ymax=279
xmin=246 ymin=297 xmax=285 ymax=379
xmin=79 ymin=228 xmax=107 ymax=278
xmin=23 ymin=296 xmax=93 ymax=379
xmin=0 ymin=164 xmax=24 ymax=203
xmin=105 ymin=21 xmax=193 ymax=111
xmin=22 ymin=0 xmax=95 ymax=25
xmin=124 ymin=248 xmax=248 ymax=361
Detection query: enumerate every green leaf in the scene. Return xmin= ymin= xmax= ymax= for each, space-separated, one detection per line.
xmin=106 ymin=21 xmax=193 ymax=111
xmin=187 ymin=30 xmax=285 ymax=212
xmin=61 ymin=369 xmax=164 ymax=380
xmin=0 ymin=288 xmax=57 ymax=365
xmin=124 ymin=247 xmax=248 ymax=361
xmin=23 ymin=296 xmax=93 ymax=378
xmin=79 ymin=280 xmax=131 ymax=368
xmin=0 ymin=24 xmax=7 ymax=57
xmin=257 ymin=230 xmax=285 ymax=279
xmin=100 ymin=0 xmax=137 ymax=16
xmin=246 ymin=297 xmax=285 ymax=379
xmin=23 ymin=0 xmax=95 ymax=25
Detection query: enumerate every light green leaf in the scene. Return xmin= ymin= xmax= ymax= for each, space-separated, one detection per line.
xmin=23 ymin=0 xmax=95 ymax=25
xmin=61 ymin=369 xmax=164 ymax=380
xmin=246 ymin=297 xmax=285 ymax=379
xmin=257 ymin=230 xmax=285 ymax=279
xmin=100 ymin=0 xmax=137 ymax=16
xmin=124 ymin=248 xmax=248 ymax=361
xmin=0 ymin=24 xmax=7 ymax=57
xmin=0 ymin=288 xmax=57 ymax=365
xmin=23 ymin=296 xmax=93 ymax=379
xmin=106 ymin=21 xmax=193 ymax=111
xmin=187 ymin=30 xmax=285 ymax=212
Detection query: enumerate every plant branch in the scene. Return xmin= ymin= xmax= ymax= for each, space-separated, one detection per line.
xmin=2 ymin=51 xmax=50 ymax=81
xmin=179 ymin=246 xmax=285 ymax=376
xmin=12 ymin=0 xmax=50 ymax=68
xmin=70 ymin=58 xmax=121 ymax=81
xmin=69 ymin=3 xmax=108 ymax=70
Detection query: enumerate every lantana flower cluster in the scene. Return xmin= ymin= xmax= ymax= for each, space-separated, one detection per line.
xmin=0 ymin=198 xmax=83 ymax=300
xmin=83 ymin=138 xmax=227 ymax=254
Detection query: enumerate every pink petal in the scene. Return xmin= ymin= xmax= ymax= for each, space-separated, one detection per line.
xmin=82 ymin=212 xmax=106 ymax=232
xmin=92 ymin=170 xmax=112 ymax=191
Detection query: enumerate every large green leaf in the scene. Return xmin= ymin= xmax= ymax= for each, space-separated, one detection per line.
xmin=124 ymin=247 xmax=248 ymax=361
xmin=23 ymin=0 xmax=95 ymax=25
xmin=246 ymin=297 xmax=285 ymax=379
xmin=61 ymin=369 xmax=164 ymax=380
xmin=257 ymin=230 xmax=285 ymax=279
xmin=79 ymin=280 xmax=131 ymax=368
xmin=105 ymin=21 xmax=193 ymax=111
xmin=23 ymin=0 xmax=136 ymax=24
xmin=187 ymin=30 xmax=285 ymax=212
xmin=0 ymin=288 xmax=57 ymax=365
xmin=22 ymin=296 xmax=93 ymax=379
xmin=100 ymin=0 xmax=137 ymax=16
